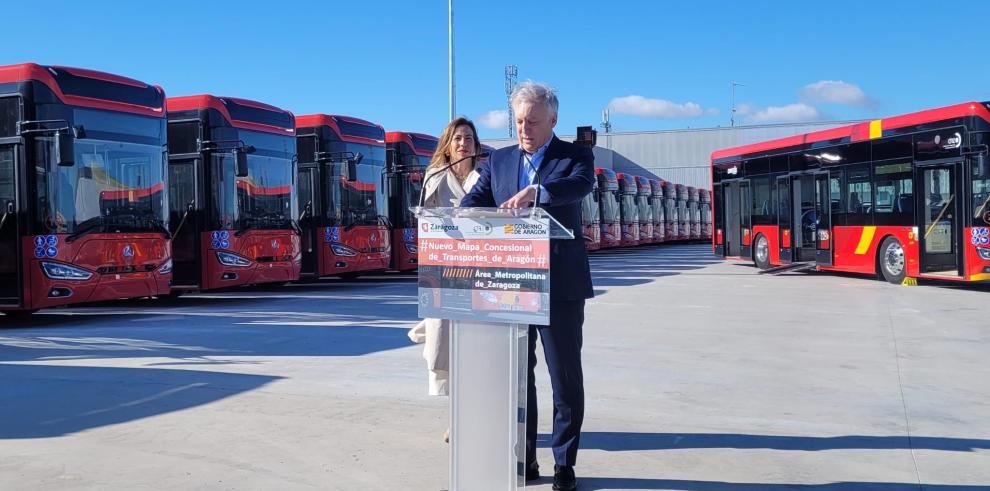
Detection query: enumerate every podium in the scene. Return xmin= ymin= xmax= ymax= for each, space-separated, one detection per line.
xmin=413 ymin=206 xmax=573 ymax=491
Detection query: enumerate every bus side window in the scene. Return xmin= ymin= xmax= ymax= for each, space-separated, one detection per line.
xmin=846 ymin=165 xmax=872 ymax=225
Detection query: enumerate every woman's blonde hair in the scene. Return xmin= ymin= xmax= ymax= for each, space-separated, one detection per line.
xmin=428 ymin=117 xmax=482 ymax=170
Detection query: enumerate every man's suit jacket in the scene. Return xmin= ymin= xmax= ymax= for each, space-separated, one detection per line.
xmin=460 ymin=136 xmax=595 ymax=302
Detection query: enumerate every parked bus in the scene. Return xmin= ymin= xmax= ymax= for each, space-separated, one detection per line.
xmin=166 ymin=95 xmax=299 ymax=292
xmin=635 ymin=176 xmax=654 ymax=244
xmin=581 ymin=176 xmax=601 ymax=250
xmin=661 ymin=181 xmax=678 ymax=241
xmin=712 ymin=100 xmax=990 ymax=284
xmin=616 ymin=172 xmax=640 ymax=246
xmin=384 ymin=131 xmax=437 ymax=271
xmin=296 ymin=115 xmax=390 ymax=279
xmin=595 ymin=168 xmax=620 ymax=249
xmin=688 ymin=186 xmax=701 ymax=240
xmin=0 ymin=63 xmax=171 ymax=314
xmin=700 ymin=189 xmax=712 ymax=240
xmin=675 ymin=184 xmax=690 ymax=240
xmin=649 ymin=179 xmax=666 ymax=242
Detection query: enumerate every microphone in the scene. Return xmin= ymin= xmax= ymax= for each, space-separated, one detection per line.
xmin=417 ymin=152 xmax=490 ymax=208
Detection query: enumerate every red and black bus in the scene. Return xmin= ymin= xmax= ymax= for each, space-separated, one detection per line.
xmin=595 ymin=168 xmax=620 ymax=249
xmin=700 ymin=189 xmax=712 ymax=240
xmin=688 ymin=186 xmax=701 ymax=240
xmin=384 ymin=131 xmax=437 ymax=271
xmin=295 ymin=115 xmax=390 ymax=279
xmin=649 ymin=179 xmax=666 ymax=243
xmin=675 ymin=184 xmax=690 ymax=241
xmin=616 ymin=172 xmax=640 ymax=246
xmin=712 ymin=100 xmax=990 ymax=284
xmin=635 ymin=176 xmax=654 ymax=244
xmin=0 ymin=63 xmax=171 ymax=314
xmin=166 ymin=95 xmax=300 ymax=292
xmin=661 ymin=180 xmax=678 ymax=241
xmin=581 ymin=175 xmax=601 ymax=251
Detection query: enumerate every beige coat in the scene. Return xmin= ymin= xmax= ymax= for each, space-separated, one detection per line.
xmin=407 ymin=166 xmax=480 ymax=396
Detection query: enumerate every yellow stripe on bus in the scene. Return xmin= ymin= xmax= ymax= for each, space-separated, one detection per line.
xmin=969 ymin=273 xmax=990 ymax=282
xmin=854 ymin=226 xmax=877 ymax=255
xmin=869 ymin=120 xmax=882 ymax=139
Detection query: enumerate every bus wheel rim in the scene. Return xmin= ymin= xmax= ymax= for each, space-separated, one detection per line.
xmin=884 ymin=242 xmax=905 ymax=276
xmin=756 ymin=236 xmax=769 ymax=263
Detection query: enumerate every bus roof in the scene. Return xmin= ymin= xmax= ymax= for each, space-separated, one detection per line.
xmin=296 ymin=114 xmax=385 ymax=144
xmin=711 ymin=101 xmax=990 ymax=163
xmin=386 ymin=131 xmax=438 ymax=156
xmin=168 ymin=95 xmax=295 ymax=136
xmin=0 ymin=62 xmax=165 ymax=117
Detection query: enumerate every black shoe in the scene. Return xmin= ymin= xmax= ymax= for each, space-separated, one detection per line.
xmin=553 ymin=465 xmax=577 ymax=491
xmin=525 ymin=460 xmax=540 ymax=481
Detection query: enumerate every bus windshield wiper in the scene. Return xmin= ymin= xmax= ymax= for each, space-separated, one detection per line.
xmin=147 ymin=217 xmax=172 ymax=239
xmin=234 ymin=217 xmax=253 ymax=237
xmin=66 ymin=215 xmax=106 ymax=243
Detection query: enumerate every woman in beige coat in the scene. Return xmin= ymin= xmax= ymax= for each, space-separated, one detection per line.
xmin=408 ymin=117 xmax=483 ymax=408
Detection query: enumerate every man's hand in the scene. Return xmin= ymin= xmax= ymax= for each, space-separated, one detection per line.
xmin=500 ymin=185 xmax=537 ymax=208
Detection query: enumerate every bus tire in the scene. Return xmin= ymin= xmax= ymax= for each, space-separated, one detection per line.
xmin=878 ymin=236 xmax=906 ymax=284
xmin=753 ymin=233 xmax=771 ymax=270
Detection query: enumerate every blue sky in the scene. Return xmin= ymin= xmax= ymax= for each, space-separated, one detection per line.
xmin=5 ymin=1 xmax=990 ymax=139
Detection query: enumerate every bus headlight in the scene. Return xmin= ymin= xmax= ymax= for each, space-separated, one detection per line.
xmin=158 ymin=258 xmax=173 ymax=274
xmin=216 ymin=251 xmax=252 ymax=267
xmin=404 ymin=242 xmax=418 ymax=254
xmin=41 ymin=261 xmax=93 ymax=280
xmin=331 ymin=244 xmax=358 ymax=257
xmin=977 ymin=247 xmax=990 ymax=260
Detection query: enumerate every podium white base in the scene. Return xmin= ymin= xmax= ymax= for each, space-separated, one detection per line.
xmin=449 ymin=321 xmax=528 ymax=490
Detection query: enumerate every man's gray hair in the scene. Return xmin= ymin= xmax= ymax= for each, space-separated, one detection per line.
xmin=510 ymin=81 xmax=558 ymax=117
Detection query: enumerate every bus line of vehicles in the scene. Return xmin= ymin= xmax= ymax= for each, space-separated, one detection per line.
xmin=0 ymin=62 xmax=707 ymax=315
xmin=580 ymin=168 xmax=710 ymax=251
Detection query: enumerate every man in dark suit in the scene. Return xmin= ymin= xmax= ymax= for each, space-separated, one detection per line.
xmin=460 ymin=81 xmax=594 ymax=491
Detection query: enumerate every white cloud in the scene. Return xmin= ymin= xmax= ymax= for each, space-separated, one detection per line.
xmin=607 ymin=95 xmax=713 ymax=118
xmin=747 ymin=103 xmax=822 ymax=123
xmin=476 ymin=110 xmax=510 ymax=130
xmin=800 ymin=80 xmax=874 ymax=108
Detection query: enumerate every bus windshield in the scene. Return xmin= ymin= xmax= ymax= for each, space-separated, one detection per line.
xmin=35 ymin=109 xmax=166 ymax=234
xmin=652 ymin=197 xmax=663 ymax=224
xmin=581 ymin=192 xmax=599 ymax=225
xmin=327 ymin=142 xmax=385 ymax=227
xmin=974 ymin=160 xmax=990 ymax=226
xmin=216 ymin=130 xmax=295 ymax=231
xmin=621 ymin=193 xmax=637 ymax=222
xmin=637 ymin=195 xmax=651 ymax=222
xmin=665 ymin=197 xmax=677 ymax=223
xmin=601 ymin=189 xmax=618 ymax=222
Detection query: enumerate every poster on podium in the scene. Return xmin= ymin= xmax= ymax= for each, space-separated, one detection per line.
xmin=417 ymin=215 xmax=551 ymax=325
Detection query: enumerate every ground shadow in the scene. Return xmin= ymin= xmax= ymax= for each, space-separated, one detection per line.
xmin=0 ymin=363 xmax=280 ymax=439
xmin=575 ymin=478 xmax=985 ymax=491
xmin=562 ymin=431 xmax=990 ymax=453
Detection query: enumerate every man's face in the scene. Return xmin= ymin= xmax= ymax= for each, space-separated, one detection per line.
xmin=513 ymin=101 xmax=557 ymax=154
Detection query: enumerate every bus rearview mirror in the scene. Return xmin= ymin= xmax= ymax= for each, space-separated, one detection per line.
xmin=56 ymin=130 xmax=75 ymax=166
xmin=345 ymin=152 xmax=362 ymax=182
xmin=235 ymin=149 xmax=249 ymax=177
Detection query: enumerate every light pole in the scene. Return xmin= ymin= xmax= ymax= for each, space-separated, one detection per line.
xmin=448 ymin=0 xmax=456 ymax=121
xmin=730 ymin=81 xmax=745 ymax=127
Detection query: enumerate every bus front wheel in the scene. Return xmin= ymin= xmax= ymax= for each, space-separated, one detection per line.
xmin=879 ymin=236 xmax=906 ymax=284
xmin=753 ymin=234 xmax=771 ymax=270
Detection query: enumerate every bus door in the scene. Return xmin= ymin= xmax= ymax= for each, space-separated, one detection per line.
xmin=917 ymin=163 xmax=961 ymax=275
xmin=815 ymin=172 xmax=833 ymax=266
xmin=792 ymin=174 xmax=818 ymax=262
xmin=298 ymin=165 xmax=320 ymax=275
xmin=0 ymin=143 xmax=21 ymax=305
xmin=167 ymin=158 xmax=202 ymax=288
xmin=722 ymin=180 xmax=751 ymax=258
xmin=776 ymin=176 xmax=792 ymax=263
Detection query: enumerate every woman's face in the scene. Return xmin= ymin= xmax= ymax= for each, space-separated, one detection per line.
xmin=448 ymin=124 xmax=476 ymax=162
